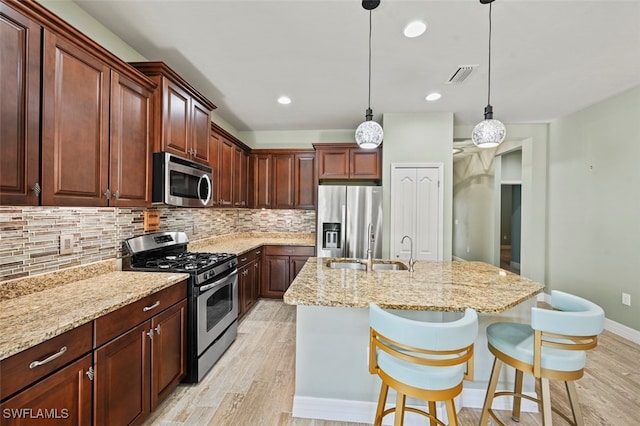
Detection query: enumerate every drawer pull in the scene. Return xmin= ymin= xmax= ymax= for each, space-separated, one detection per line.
xmin=29 ymin=346 xmax=67 ymax=369
xmin=240 ymin=257 xmax=247 ymax=262
xmin=255 ymin=251 xmax=261 ymax=255
xmin=155 ymin=325 xmax=161 ymax=335
xmin=143 ymin=301 xmax=160 ymax=312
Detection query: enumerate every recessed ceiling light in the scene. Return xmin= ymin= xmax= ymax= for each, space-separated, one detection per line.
xmin=425 ymin=92 xmax=442 ymax=102
xmin=403 ymin=21 xmax=427 ymax=38
xmin=277 ymin=96 xmax=291 ymax=105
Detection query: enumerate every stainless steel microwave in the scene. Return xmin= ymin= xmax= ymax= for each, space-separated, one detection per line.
xmin=152 ymin=152 xmax=214 ymax=207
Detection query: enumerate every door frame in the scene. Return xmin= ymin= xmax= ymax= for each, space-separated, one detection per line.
xmin=390 ymin=163 xmax=444 ymax=261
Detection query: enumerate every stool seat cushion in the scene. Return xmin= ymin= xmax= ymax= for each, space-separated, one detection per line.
xmin=377 ymin=349 xmax=466 ymax=391
xmin=487 ymin=322 xmax=587 ymax=372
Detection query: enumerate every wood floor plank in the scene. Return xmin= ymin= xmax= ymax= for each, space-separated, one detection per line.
xmin=144 ymin=300 xmax=640 ymax=426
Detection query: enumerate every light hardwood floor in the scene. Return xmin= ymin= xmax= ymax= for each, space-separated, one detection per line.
xmin=144 ymin=299 xmax=640 ymax=426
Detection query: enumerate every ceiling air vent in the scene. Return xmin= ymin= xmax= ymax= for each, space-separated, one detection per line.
xmin=446 ymin=65 xmax=477 ymax=84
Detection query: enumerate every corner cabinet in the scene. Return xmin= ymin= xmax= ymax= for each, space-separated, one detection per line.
xmin=261 ymin=245 xmax=315 ymax=298
xmin=249 ymin=150 xmax=316 ymax=210
xmin=0 ymin=2 xmax=41 ymax=205
xmin=314 ymin=143 xmax=381 ymax=182
xmin=131 ymin=62 xmax=216 ymax=167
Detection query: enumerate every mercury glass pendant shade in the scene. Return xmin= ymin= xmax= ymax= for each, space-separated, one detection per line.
xmin=472 ymin=105 xmax=506 ymax=148
xmin=356 ymin=108 xmax=384 ymax=149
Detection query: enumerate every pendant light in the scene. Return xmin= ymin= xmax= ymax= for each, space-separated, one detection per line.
xmin=472 ymin=0 xmax=506 ymax=148
xmin=355 ymin=0 xmax=383 ymax=149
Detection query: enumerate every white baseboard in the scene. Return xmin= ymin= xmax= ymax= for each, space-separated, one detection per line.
xmin=452 ymin=256 xmax=466 ymax=261
xmin=292 ymin=389 xmax=538 ymax=424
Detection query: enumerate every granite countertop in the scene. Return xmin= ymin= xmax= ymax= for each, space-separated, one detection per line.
xmin=0 ymin=271 xmax=188 ymax=361
xmin=283 ymin=258 xmax=545 ymax=314
xmin=189 ymin=232 xmax=315 ymax=254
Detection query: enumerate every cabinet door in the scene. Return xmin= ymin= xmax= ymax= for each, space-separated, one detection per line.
xmin=317 ymin=149 xmax=349 ymax=180
xmin=190 ymin=98 xmax=211 ymax=165
xmin=218 ymin=137 xmax=235 ymax=206
xmin=290 ymin=256 xmax=310 ymax=282
xmin=161 ymin=79 xmax=190 ymax=158
xmin=294 ymin=152 xmax=316 ymax=209
xmin=0 ymin=354 xmax=92 ymax=426
xmin=41 ymin=30 xmax=110 ymax=206
xmin=251 ymin=153 xmax=271 ymax=208
xmin=252 ymin=258 xmax=261 ymax=306
xmin=151 ymin=300 xmax=187 ymax=410
xmin=0 ymin=4 xmax=41 ymax=206
xmin=262 ymin=255 xmax=290 ymax=298
xmin=109 ymin=72 xmax=152 ymax=207
xmin=349 ymin=148 xmax=381 ymax=179
xmin=95 ymin=321 xmax=151 ymax=426
xmin=233 ymin=146 xmax=247 ymax=207
xmin=272 ymin=154 xmax=295 ymax=209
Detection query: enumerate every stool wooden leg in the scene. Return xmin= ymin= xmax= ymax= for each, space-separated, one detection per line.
xmin=394 ymin=392 xmax=406 ymax=426
xmin=375 ymin=382 xmax=389 ymax=426
xmin=480 ymin=357 xmax=503 ymax=425
xmin=446 ymin=399 xmax=458 ymax=426
xmin=539 ymin=378 xmax=553 ymax=425
xmin=565 ymin=381 xmax=584 ymax=426
xmin=428 ymin=401 xmax=437 ymax=426
xmin=512 ymin=369 xmax=524 ymax=422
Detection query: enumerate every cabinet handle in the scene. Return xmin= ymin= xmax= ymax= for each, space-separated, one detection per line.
xmin=114 ymin=190 xmax=120 ymax=200
xmin=254 ymin=263 xmax=259 ymax=268
xmin=32 ymin=182 xmax=41 ymax=196
xmin=240 ymin=257 xmax=247 ymax=262
xmin=143 ymin=301 xmax=160 ymax=312
xmin=103 ymin=188 xmax=111 ymax=200
xmin=86 ymin=366 xmax=94 ymax=381
xmin=29 ymin=346 xmax=67 ymax=369
xmin=255 ymin=251 xmax=261 ymax=255
xmin=155 ymin=324 xmax=161 ymax=335
xmin=242 ymin=269 xmax=249 ymax=276
xmin=146 ymin=330 xmax=154 ymax=339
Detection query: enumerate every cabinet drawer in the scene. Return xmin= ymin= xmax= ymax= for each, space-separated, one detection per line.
xmin=94 ymin=281 xmax=187 ymax=347
xmin=264 ymin=245 xmax=315 ymax=257
xmin=237 ymin=247 xmax=262 ymax=268
xmin=0 ymin=322 xmax=92 ymax=400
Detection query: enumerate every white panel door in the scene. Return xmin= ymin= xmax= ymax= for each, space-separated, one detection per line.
xmin=391 ymin=164 xmax=442 ymax=261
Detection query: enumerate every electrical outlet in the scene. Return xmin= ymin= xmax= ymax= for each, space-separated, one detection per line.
xmin=60 ymin=234 xmax=74 ymax=255
xmin=622 ymin=293 xmax=631 ymax=306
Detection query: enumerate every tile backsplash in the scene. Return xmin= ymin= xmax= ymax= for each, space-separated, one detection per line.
xmin=0 ymin=206 xmax=315 ymax=282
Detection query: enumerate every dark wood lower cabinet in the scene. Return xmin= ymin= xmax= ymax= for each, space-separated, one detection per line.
xmin=262 ymin=246 xmax=315 ymax=298
xmin=0 ymin=354 xmax=92 ymax=426
xmin=238 ymin=248 xmax=262 ymax=317
xmin=94 ymin=287 xmax=187 ymax=425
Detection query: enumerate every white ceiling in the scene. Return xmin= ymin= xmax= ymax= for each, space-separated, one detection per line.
xmin=74 ymin=0 xmax=640 ymax=133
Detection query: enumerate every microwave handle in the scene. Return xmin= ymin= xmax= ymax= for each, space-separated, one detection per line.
xmin=198 ymin=174 xmax=212 ymax=206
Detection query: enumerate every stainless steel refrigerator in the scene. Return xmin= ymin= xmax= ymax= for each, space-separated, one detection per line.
xmin=316 ymin=185 xmax=382 ymax=259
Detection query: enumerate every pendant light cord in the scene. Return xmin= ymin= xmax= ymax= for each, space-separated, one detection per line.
xmin=487 ymin=2 xmax=492 ymax=106
xmin=368 ymin=9 xmax=372 ymax=110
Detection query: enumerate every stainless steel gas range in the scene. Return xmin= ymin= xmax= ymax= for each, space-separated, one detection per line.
xmin=123 ymin=232 xmax=238 ymax=383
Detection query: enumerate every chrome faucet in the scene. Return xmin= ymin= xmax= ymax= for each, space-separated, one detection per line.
xmin=401 ymin=235 xmax=416 ymax=272
xmin=365 ymin=223 xmax=374 ymax=272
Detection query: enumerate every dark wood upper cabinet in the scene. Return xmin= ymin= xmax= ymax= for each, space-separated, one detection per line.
xmin=233 ymin=145 xmax=248 ymax=207
xmin=218 ymin=136 xmax=235 ymax=207
xmin=250 ymin=150 xmax=316 ymax=210
xmin=314 ymin=143 xmax=382 ymax=182
xmin=0 ymin=3 xmax=41 ymax=205
xmin=131 ymin=62 xmax=216 ymax=167
xmin=210 ymin=122 xmax=250 ymax=208
xmin=250 ymin=153 xmax=272 ymax=208
xmin=109 ymin=72 xmax=153 ymax=207
xmin=41 ymin=30 xmax=111 ymax=206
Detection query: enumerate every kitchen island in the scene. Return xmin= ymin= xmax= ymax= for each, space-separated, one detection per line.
xmin=283 ymin=258 xmax=545 ymax=424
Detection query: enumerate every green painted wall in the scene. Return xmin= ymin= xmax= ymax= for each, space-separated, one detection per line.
xmin=547 ymin=85 xmax=640 ymax=330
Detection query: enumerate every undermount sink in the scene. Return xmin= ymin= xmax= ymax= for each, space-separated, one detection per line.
xmin=326 ymin=259 xmax=408 ymax=271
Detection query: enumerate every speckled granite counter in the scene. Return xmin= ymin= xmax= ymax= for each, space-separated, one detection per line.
xmin=0 ymin=271 xmax=188 ymax=361
xmin=283 ymin=258 xmax=544 ymax=313
xmin=189 ymin=232 xmax=315 ymax=254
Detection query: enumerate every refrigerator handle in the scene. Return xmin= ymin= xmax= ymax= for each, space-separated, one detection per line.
xmin=341 ymin=203 xmax=347 ymax=256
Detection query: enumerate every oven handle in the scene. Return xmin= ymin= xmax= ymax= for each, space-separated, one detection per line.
xmin=199 ymin=270 xmax=238 ymax=293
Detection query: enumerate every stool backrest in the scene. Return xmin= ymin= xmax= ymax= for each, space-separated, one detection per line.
xmin=369 ymin=304 xmax=478 ymax=379
xmin=530 ymin=291 xmax=605 ymax=377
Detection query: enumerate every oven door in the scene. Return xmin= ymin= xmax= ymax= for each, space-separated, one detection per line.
xmin=196 ymin=270 xmax=238 ymax=355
